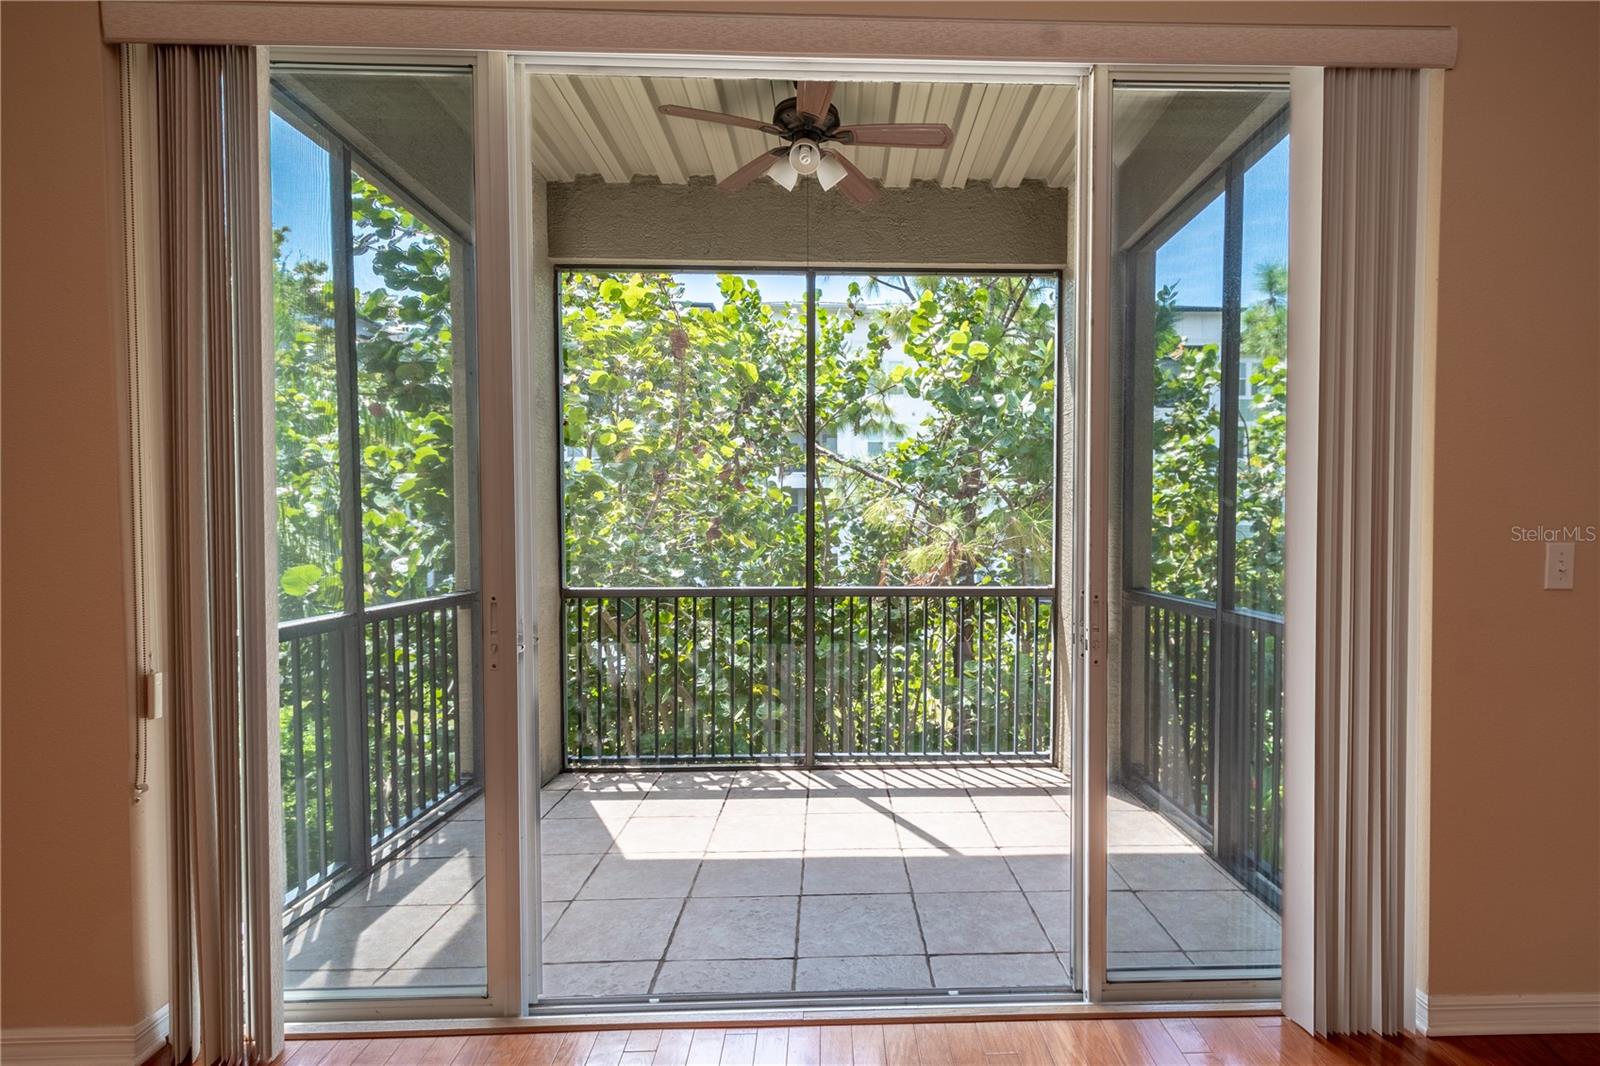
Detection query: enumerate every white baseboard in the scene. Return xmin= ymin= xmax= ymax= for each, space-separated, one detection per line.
xmin=1417 ymin=990 xmax=1600 ymax=1036
xmin=0 ymin=1003 xmax=169 ymax=1065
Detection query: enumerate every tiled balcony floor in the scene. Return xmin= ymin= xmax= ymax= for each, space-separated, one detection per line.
xmin=284 ymin=766 xmax=1280 ymax=995
xmin=283 ymin=797 xmax=488 ymax=992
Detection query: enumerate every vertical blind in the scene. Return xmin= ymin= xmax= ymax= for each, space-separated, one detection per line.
xmin=155 ymin=42 xmax=280 ymax=1066
xmin=1314 ymin=66 xmax=1421 ymax=1037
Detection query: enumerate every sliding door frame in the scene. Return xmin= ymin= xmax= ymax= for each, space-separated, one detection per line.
xmin=268 ymin=47 xmax=527 ymax=1024
xmin=263 ymin=45 xmax=1310 ymax=1027
xmin=512 ymin=50 xmax=1087 ymax=1015
xmin=1088 ymin=64 xmax=1295 ymax=1005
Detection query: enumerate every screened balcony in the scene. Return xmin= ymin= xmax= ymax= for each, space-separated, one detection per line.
xmin=273 ymin=68 xmax=1286 ymax=994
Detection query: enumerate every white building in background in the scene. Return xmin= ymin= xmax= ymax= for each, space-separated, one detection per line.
xmin=815 ymin=300 xmax=934 ymax=466
xmin=1172 ymin=305 xmax=1223 ymax=349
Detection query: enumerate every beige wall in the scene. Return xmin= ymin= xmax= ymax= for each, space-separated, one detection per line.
xmin=1420 ymin=0 xmax=1599 ymax=997
xmin=1 ymin=0 xmax=1594 ymax=1031
xmin=1 ymin=0 xmax=169 ymax=1031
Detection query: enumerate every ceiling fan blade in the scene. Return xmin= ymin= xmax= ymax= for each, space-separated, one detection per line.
xmin=796 ymin=81 xmax=835 ymax=122
xmin=658 ymin=103 xmax=782 ymax=136
xmin=833 ymin=123 xmax=955 ymax=149
xmin=824 ymin=150 xmax=880 ymax=205
xmin=719 ymin=149 xmax=783 ymax=193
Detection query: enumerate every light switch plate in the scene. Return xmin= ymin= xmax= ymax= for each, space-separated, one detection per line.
xmin=1544 ymin=542 xmax=1574 ymax=590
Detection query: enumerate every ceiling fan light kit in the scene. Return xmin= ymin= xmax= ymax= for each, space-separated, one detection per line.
xmin=815 ymin=153 xmax=848 ymax=192
xmin=767 ymin=154 xmax=800 ymax=190
xmin=789 ymin=139 xmax=822 ymax=175
xmin=657 ymin=80 xmax=954 ymax=205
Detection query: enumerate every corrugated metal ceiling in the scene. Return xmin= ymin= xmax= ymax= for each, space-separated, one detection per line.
xmin=528 ymin=76 xmax=1079 ymax=189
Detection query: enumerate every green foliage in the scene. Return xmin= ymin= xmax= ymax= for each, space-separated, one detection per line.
xmin=1148 ymin=283 xmax=1221 ymax=602
xmin=273 ymin=164 xmax=471 ymax=896
xmin=559 ymin=271 xmax=1058 ymax=590
xmin=817 ymin=275 xmax=1058 ymax=586
xmin=272 ymin=177 xmax=465 ymax=619
xmin=273 ymin=229 xmax=343 ymax=619
xmin=559 ymin=272 xmax=1061 ymax=759
xmin=353 ymin=176 xmax=461 ymax=605
xmin=1146 ymin=262 xmax=1288 ymax=614
xmin=559 ymin=272 xmax=807 ymax=587
xmin=1235 ymin=263 xmax=1288 ymax=614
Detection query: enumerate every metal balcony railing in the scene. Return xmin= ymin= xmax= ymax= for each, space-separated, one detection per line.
xmin=1121 ymin=590 xmax=1284 ymax=911
xmin=277 ymin=591 xmax=480 ymax=918
xmin=562 ymin=587 xmax=1057 ymax=766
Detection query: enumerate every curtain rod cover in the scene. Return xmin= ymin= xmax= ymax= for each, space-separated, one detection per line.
xmin=103 ymin=3 xmax=1457 ymax=69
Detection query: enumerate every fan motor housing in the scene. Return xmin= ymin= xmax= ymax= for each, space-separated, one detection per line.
xmin=772 ymin=96 xmax=841 ymax=140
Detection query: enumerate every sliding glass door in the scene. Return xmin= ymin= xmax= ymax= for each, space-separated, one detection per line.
xmin=1107 ymin=80 xmax=1289 ymax=984
xmin=270 ymin=62 xmax=488 ymax=999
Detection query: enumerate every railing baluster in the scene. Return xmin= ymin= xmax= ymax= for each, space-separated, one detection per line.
xmin=844 ymin=597 xmax=854 ymax=756
xmin=744 ymin=596 xmax=753 ymax=757
xmin=419 ymin=609 xmax=430 ymax=809
xmin=417 ymin=610 xmax=430 ymax=811
xmin=437 ymin=607 xmax=449 ymax=793
xmin=629 ymin=596 xmax=640 ymax=759
xmin=650 ymin=597 xmax=661 ymax=762
xmin=366 ymin=620 xmax=379 ymax=844
xmin=709 ymin=595 xmax=719 ymax=759
xmin=313 ymin=630 xmax=330 ymax=880
xmin=609 ymin=597 xmax=619 ymax=760
xmin=1009 ymin=597 xmax=1019 ymax=755
xmin=393 ymin=615 xmax=405 ymax=829
xmin=1181 ymin=610 xmax=1194 ymax=812
xmin=671 ymin=597 xmax=681 ymax=761
xmin=425 ymin=609 xmax=438 ymax=802
xmin=978 ymin=593 xmax=985 ymax=753
xmin=1167 ymin=608 xmax=1176 ymax=784
xmin=791 ymin=595 xmax=801 ymax=758
xmin=427 ymin=605 xmax=438 ymax=807
xmin=445 ymin=605 xmax=457 ymax=789
xmin=381 ymin=616 xmax=396 ymax=833
xmin=407 ymin=611 xmax=419 ymax=822
xmin=1002 ymin=597 xmax=1012 ymax=753
xmin=568 ymin=600 xmax=578 ymax=760
xmin=768 ymin=592 xmax=780 ymax=752
xmin=368 ymin=619 xmax=381 ymax=841
xmin=433 ymin=604 xmax=444 ymax=798
xmin=884 ymin=597 xmax=893 ymax=758
xmin=922 ymin=597 xmax=930 ymax=755
xmin=936 ymin=597 xmax=946 ymax=754
xmin=1030 ymin=597 xmax=1040 ymax=754
xmin=290 ymin=637 xmax=308 ymax=894
xmin=859 ymin=596 xmax=869 ymax=756
xmin=690 ymin=597 xmax=699 ymax=759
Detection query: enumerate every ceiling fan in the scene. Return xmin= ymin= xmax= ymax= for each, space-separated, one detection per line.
xmin=657 ymin=81 xmax=953 ymax=204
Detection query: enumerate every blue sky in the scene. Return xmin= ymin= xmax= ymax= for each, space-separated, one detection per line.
xmin=271 ymin=113 xmax=334 ymax=271
xmin=274 ymin=110 xmax=1288 ymax=310
xmin=1153 ymin=137 xmax=1290 ymax=308
xmin=271 ymin=112 xmax=393 ymax=293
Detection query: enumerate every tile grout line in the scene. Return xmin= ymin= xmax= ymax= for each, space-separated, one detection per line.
xmin=791 ymin=793 xmax=810 ymax=993
xmin=642 ymin=875 xmax=696 ymax=995
xmin=899 ymin=810 xmax=936 ymax=989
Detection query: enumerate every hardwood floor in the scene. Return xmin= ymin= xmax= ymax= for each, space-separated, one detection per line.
xmin=278 ymin=1017 xmax=1600 ymax=1065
